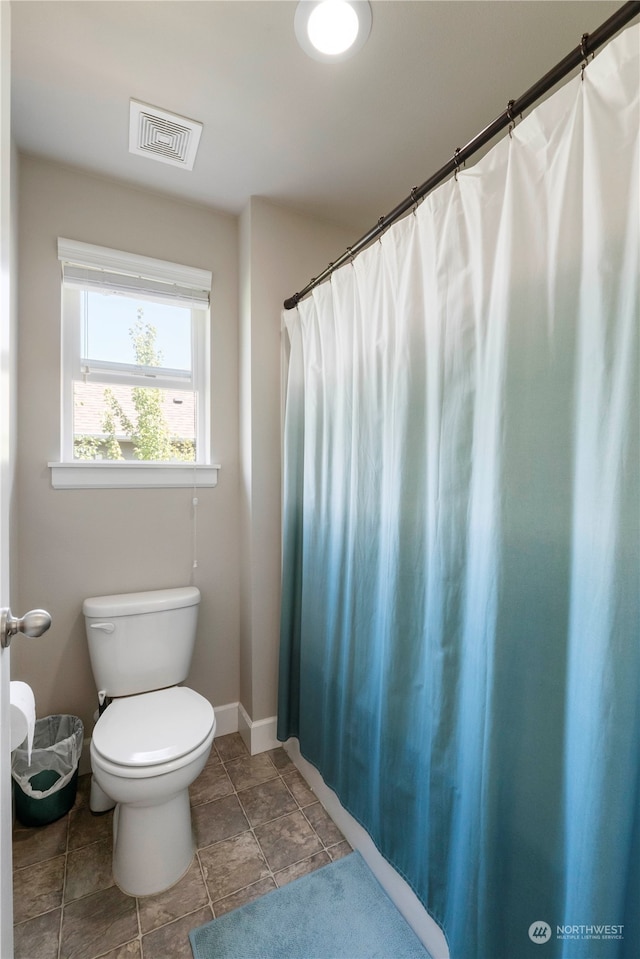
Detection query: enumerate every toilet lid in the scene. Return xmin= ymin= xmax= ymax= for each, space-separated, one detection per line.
xmin=92 ymin=687 xmax=215 ymax=767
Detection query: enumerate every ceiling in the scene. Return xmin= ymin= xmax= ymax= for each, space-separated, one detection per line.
xmin=10 ymin=0 xmax=627 ymax=234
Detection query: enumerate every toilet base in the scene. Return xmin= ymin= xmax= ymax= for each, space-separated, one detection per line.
xmin=89 ymin=702 xmax=215 ymax=897
xmin=90 ymin=776 xmax=116 ymax=814
xmin=112 ymin=788 xmax=194 ymax=897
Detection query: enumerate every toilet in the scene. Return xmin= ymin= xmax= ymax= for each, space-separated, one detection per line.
xmin=83 ymin=586 xmax=216 ymax=897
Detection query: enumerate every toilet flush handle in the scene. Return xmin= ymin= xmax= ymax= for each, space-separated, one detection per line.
xmin=90 ymin=622 xmax=115 ymax=634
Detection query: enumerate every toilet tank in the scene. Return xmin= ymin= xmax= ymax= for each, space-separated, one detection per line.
xmin=83 ymin=586 xmax=200 ymax=697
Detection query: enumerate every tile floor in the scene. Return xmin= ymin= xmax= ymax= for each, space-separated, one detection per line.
xmin=12 ymin=733 xmax=351 ymax=959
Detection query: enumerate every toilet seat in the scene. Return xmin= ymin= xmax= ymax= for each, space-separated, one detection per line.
xmin=92 ymin=686 xmax=214 ymax=767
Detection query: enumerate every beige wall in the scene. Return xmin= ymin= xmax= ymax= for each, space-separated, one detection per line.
xmin=238 ymin=197 xmax=352 ymax=721
xmin=12 ymin=156 xmax=240 ymax=735
xmin=11 ymin=153 xmax=353 ymax=746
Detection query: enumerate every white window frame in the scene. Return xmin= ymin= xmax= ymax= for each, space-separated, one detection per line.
xmin=50 ymin=238 xmax=219 ymax=490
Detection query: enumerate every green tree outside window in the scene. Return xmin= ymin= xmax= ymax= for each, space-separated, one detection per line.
xmin=74 ymin=311 xmax=195 ymax=462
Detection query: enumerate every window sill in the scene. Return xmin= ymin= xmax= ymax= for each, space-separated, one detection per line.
xmin=48 ymin=462 xmax=220 ymax=490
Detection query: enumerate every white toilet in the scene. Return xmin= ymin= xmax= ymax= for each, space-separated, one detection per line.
xmin=83 ymin=586 xmax=216 ymax=897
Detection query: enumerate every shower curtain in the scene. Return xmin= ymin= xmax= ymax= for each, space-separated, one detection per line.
xmin=278 ymin=25 xmax=639 ymax=959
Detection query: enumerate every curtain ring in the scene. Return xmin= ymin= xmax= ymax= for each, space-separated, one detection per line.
xmin=507 ymin=99 xmax=515 ymax=138
xmin=377 ymin=216 xmax=386 ymax=243
xmin=580 ymin=32 xmax=590 ymax=59
xmin=506 ymin=99 xmax=524 ymax=138
xmin=410 ymin=187 xmax=420 ymax=215
xmin=453 ymin=148 xmax=462 ymax=181
xmin=580 ymin=32 xmax=592 ymax=80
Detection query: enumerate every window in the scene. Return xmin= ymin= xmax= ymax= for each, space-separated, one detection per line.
xmin=51 ymin=239 xmax=219 ymax=489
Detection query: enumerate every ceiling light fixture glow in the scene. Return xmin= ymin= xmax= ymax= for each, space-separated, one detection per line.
xmin=308 ymin=1 xmax=359 ymax=56
xmin=295 ymin=0 xmax=372 ymax=63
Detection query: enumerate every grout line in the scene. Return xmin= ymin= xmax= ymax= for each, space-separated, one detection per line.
xmin=133 ymin=891 xmax=143 ymax=958
xmin=204 ymin=745 xmax=342 ymax=915
xmin=12 ymin=738 xmax=350 ymax=959
xmin=56 ymin=901 xmax=63 ymax=959
xmin=194 ymin=846 xmax=215 ymax=916
xmin=58 ymin=811 xmax=71 ymax=959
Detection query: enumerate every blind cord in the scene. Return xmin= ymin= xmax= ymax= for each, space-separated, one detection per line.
xmin=191 ymin=312 xmax=198 ymax=586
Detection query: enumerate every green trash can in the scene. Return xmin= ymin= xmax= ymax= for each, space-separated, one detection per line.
xmin=12 ymin=715 xmax=84 ymax=827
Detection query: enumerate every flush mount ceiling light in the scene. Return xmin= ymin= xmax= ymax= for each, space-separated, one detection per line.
xmin=295 ymin=0 xmax=372 ymax=62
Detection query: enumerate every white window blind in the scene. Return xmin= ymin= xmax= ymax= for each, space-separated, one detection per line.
xmin=60 ymin=265 xmax=210 ymax=311
xmin=58 ymin=238 xmax=212 ymax=310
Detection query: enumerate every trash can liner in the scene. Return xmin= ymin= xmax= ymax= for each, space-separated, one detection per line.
xmin=12 ymin=715 xmax=84 ymax=799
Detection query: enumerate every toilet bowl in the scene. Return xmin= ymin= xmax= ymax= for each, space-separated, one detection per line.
xmin=90 ymin=685 xmax=216 ymax=896
xmin=83 ymin=586 xmax=216 ymax=896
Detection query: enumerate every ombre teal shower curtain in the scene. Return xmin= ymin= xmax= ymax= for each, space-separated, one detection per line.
xmin=278 ymin=26 xmax=639 ymax=959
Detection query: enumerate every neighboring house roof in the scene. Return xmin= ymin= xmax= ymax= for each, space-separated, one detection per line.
xmin=74 ymin=381 xmax=195 ymax=441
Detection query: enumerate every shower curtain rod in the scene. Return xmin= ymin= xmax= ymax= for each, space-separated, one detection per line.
xmin=284 ymin=0 xmax=640 ymax=310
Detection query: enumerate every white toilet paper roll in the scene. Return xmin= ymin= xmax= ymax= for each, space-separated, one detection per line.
xmin=10 ymin=681 xmax=36 ymax=762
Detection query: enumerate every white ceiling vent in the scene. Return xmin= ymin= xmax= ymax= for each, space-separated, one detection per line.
xmin=129 ymin=100 xmax=203 ymax=171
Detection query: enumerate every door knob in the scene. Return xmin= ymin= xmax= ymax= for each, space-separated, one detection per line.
xmin=0 ymin=607 xmax=52 ymax=649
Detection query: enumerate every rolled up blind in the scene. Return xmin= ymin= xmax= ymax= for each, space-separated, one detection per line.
xmin=58 ymin=238 xmax=211 ymax=311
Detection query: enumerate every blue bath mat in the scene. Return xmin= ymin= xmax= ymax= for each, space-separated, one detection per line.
xmin=189 ymin=851 xmax=431 ymax=959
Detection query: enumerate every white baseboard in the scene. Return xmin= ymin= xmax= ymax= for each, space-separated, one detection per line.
xmin=238 ymin=704 xmax=279 ymax=755
xmin=284 ymin=738 xmax=450 ymax=959
xmin=213 ymin=701 xmax=240 ymax=738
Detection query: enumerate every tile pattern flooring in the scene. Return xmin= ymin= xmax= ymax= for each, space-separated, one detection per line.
xmin=12 ymin=734 xmax=351 ymax=959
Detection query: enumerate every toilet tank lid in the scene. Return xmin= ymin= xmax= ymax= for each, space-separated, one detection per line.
xmin=83 ymin=586 xmax=200 ymax=618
